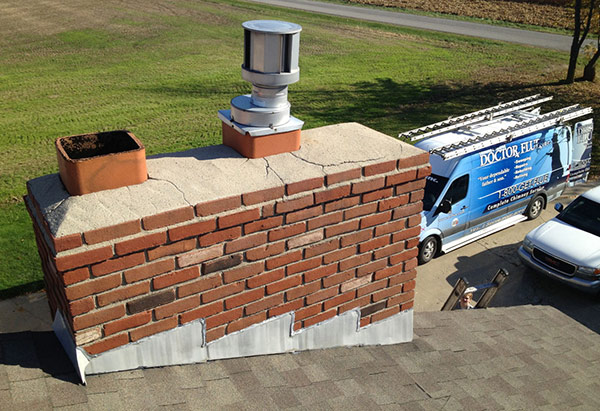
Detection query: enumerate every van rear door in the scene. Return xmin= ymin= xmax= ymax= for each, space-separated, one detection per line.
xmin=435 ymin=174 xmax=471 ymax=244
xmin=570 ymin=119 xmax=593 ymax=185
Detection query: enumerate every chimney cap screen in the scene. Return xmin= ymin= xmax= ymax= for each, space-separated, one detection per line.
xmin=242 ymin=20 xmax=302 ymax=35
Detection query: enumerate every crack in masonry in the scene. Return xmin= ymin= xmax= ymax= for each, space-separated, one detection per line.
xmin=289 ymin=152 xmax=386 ymax=169
xmin=148 ymin=177 xmax=193 ymax=206
xmin=414 ymin=382 xmax=433 ymax=399
xmin=263 ymin=158 xmax=285 ymax=184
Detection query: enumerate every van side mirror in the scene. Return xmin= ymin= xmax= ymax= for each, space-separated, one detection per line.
xmin=438 ymin=199 xmax=452 ymax=214
xmin=554 ymin=203 xmax=563 ymax=213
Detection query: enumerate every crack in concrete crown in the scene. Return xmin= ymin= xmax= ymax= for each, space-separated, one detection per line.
xmin=147 ymin=177 xmax=193 ymax=206
xmin=289 ymin=151 xmax=387 ymax=171
xmin=263 ymin=158 xmax=285 ymax=184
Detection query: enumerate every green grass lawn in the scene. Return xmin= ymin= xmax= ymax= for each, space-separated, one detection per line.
xmin=0 ymin=0 xmax=597 ymax=298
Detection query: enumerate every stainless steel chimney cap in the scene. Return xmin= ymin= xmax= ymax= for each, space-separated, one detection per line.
xmin=242 ymin=20 xmax=302 ymax=35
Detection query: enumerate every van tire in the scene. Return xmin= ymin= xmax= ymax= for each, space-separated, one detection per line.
xmin=526 ymin=195 xmax=545 ymax=220
xmin=418 ymin=236 xmax=438 ymax=265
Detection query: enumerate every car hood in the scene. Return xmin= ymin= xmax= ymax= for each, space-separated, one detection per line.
xmin=527 ymin=219 xmax=600 ymax=267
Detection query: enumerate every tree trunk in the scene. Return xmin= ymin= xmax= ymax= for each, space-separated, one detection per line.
xmin=583 ymin=50 xmax=600 ymax=81
xmin=566 ymin=0 xmax=583 ymax=83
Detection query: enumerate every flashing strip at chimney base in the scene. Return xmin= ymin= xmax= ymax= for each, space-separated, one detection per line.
xmin=55 ymin=308 xmax=413 ymax=384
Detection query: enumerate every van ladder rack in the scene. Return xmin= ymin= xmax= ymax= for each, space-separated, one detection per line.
xmin=430 ymin=105 xmax=592 ymax=160
xmin=398 ymin=95 xmax=553 ymax=142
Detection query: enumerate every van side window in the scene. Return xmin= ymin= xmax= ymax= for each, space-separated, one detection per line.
xmin=441 ymin=174 xmax=469 ymax=205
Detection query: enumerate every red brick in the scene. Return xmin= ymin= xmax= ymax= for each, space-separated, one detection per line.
xmin=340 ymin=229 xmax=373 ymax=247
xmin=266 ymin=250 xmax=302 ymax=270
xmin=104 ymin=311 xmax=152 ymax=336
xmin=269 ymin=222 xmax=306 ymax=242
xmin=389 ymin=248 xmax=419 ymax=265
xmin=306 ymin=287 xmax=338 ymax=305
xmin=142 ymin=206 xmax=194 ymax=230
xmin=304 ymin=309 xmax=336 ymax=327
xmin=351 ymin=177 xmax=385 ymax=195
xmin=386 ymin=169 xmax=417 ymax=186
xmin=293 ymin=322 xmax=302 ymax=331
xmin=218 ymin=208 xmax=260 ymax=229
xmin=227 ymin=311 xmax=266 ymax=333
xmin=395 ymin=180 xmax=426 ymax=195
xmin=245 ymin=294 xmax=283 ymax=315
xmin=286 ymin=205 xmax=322 ymax=224
xmin=115 ymin=232 xmax=166 ymax=256
xmin=148 ymin=238 xmax=196 ymax=261
xmin=269 ymin=298 xmax=304 ymax=317
xmin=225 ymin=288 xmax=264 ymax=309
xmin=325 ymin=220 xmax=359 ymax=238
xmin=323 ymin=247 xmax=355 ymax=265
xmin=205 ymin=307 xmax=243 ymax=329
xmin=407 ymin=214 xmax=421 ymax=227
xmin=288 ymin=230 xmax=324 ymax=249
xmin=287 ymin=257 xmax=321 ymax=275
xmin=359 ymin=236 xmax=390 ymax=253
xmin=223 ymin=262 xmax=264 ymax=284
xmin=65 ymin=273 xmax=121 ymax=301
xmin=324 ymin=196 xmax=360 ymax=213
xmin=340 ymin=253 xmax=371 ymax=271
xmin=127 ymin=290 xmax=175 ymax=314
xmin=130 ymin=317 xmax=178 ymax=342
xmin=84 ymin=333 xmax=129 ymax=355
xmin=154 ymin=295 xmax=200 ymax=320
xmin=392 ymin=226 xmax=421 ymax=242
xmin=378 ymin=195 xmax=410 ymax=212
xmin=91 ymin=252 xmax=145 ymax=277
xmin=364 ymin=160 xmax=397 ymax=177
xmin=262 ymin=203 xmax=275 ymax=217
xmin=196 ymin=195 xmax=242 ymax=217
xmin=417 ymin=164 xmax=432 ymax=179
xmin=301 ymin=264 xmax=335 ymax=283
xmin=411 ymin=189 xmax=425 ymax=203
xmin=287 ymin=177 xmax=324 ymax=195
xmin=124 ymin=258 xmax=175 ymax=283
xmin=178 ymin=274 xmax=222 ymax=298
xmin=360 ymin=211 xmax=392 ymax=229
xmin=199 ymin=226 xmax=241 ymax=247
xmin=375 ymin=220 xmax=406 ymax=237
xmin=357 ymin=259 xmax=388 ymax=277
xmin=361 ymin=300 xmax=386 ymax=317
xmin=243 ymin=186 xmax=285 ymax=205
xmin=406 ymin=237 xmax=419 ymax=249
xmin=247 ymin=268 xmax=285 ymax=289
xmin=401 ymin=300 xmax=414 ymax=311
xmin=97 ymin=282 xmax=149 ymax=307
xmin=388 ymin=270 xmax=417 ymax=286
xmin=202 ymin=253 xmax=242 ymax=275
xmin=322 ymin=270 xmax=354 ymax=288
xmin=360 ymin=317 xmax=371 ymax=327
xmin=246 ymin=241 xmax=285 ymax=261
xmin=304 ymin=239 xmax=339 ymax=258
xmin=84 ymin=220 xmax=141 ymax=245
xmin=399 ymin=152 xmax=429 ymax=169
xmin=295 ymin=304 xmax=321 ymax=321
xmin=339 ymin=295 xmax=370 ymax=314
xmin=267 ymin=275 xmax=302 ymax=295
xmin=323 ymin=291 xmax=355 ymax=311
xmin=245 ymin=216 xmax=283 ymax=234
xmin=69 ymin=297 xmax=94 ymax=317
xmin=388 ymin=290 xmax=415 ymax=306
xmin=206 ymin=326 xmax=226 ymax=342
xmin=374 ymin=264 xmax=403 ymax=281
xmin=179 ymin=301 xmax=223 ymax=324
xmin=73 ymin=305 xmax=125 ymax=331
xmin=403 ymin=279 xmax=416 ymax=292
xmin=276 ymin=194 xmax=314 ymax=214
xmin=404 ymin=257 xmax=418 ymax=271
xmin=169 ymin=219 xmax=216 ymax=242
xmin=307 ymin=211 xmax=343 ymax=231
xmin=372 ymin=284 xmax=404 ymax=302
xmin=340 ymin=276 xmax=371 ymax=293
xmin=326 ymin=168 xmax=361 ymax=185
xmin=55 ymin=246 xmax=114 ymax=272
xmin=286 ymin=281 xmax=321 ymax=300
xmin=363 ymin=188 xmax=393 ymax=204
xmin=344 ymin=203 xmax=378 ymax=220
xmin=177 ymin=244 xmax=223 ymax=268
xmin=202 ymin=281 xmax=245 ymax=303
xmin=225 ymin=232 xmax=266 ymax=254
xmin=53 ymin=233 xmax=83 ymax=253
xmin=315 ymin=185 xmax=350 ymax=204
xmin=356 ymin=278 xmax=388 ymax=298
xmin=63 ymin=267 xmax=90 ymax=286
xmin=153 ymin=266 xmax=200 ymax=290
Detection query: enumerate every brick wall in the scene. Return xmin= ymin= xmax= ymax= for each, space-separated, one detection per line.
xmin=25 ymin=123 xmax=430 ymax=359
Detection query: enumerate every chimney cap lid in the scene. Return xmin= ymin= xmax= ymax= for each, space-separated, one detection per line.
xmin=242 ymin=20 xmax=302 ymax=35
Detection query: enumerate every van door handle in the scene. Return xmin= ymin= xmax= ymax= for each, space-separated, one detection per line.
xmin=460 ymin=206 xmax=468 ymax=210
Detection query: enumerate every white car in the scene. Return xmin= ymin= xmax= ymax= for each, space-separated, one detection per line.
xmin=518 ymin=185 xmax=600 ymax=292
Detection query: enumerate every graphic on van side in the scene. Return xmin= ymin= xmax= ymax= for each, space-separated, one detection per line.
xmin=571 ymin=119 xmax=593 ymax=183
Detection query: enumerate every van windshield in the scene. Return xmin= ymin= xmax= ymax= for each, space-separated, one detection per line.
xmin=423 ymin=174 xmax=449 ymax=211
xmin=556 ymin=196 xmax=600 ymax=237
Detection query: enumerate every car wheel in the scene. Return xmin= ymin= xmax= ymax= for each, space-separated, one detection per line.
xmin=418 ymin=236 xmax=438 ymax=265
xmin=526 ymin=195 xmax=545 ymax=220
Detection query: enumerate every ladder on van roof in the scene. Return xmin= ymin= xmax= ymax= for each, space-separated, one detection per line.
xmin=398 ymin=95 xmax=553 ymax=142
xmin=430 ymin=104 xmax=593 ymax=160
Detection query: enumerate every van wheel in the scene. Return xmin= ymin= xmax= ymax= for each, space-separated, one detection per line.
xmin=526 ymin=195 xmax=545 ymax=220
xmin=418 ymin=236 xmax=438 ymax=265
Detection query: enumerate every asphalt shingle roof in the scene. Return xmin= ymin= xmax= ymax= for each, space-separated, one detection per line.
xmin=2 ymin=305 xmax=599 ymax=410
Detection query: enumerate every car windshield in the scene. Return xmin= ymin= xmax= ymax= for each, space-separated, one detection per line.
xmin=556 ymin=196 xmax=600 ymax=237
xmin=423 ymin=174 xmax=449 ymax=211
